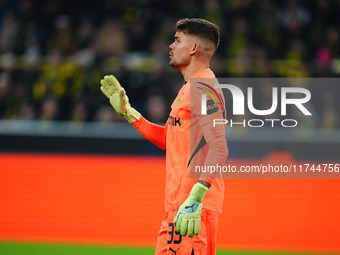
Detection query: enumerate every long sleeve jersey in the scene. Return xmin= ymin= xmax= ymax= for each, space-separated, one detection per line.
xmin=132 ymin=69 xmax=228 ymax=213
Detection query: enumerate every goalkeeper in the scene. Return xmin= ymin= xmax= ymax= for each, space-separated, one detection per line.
xmin=100 ymin=18 xmax=228 ymax=255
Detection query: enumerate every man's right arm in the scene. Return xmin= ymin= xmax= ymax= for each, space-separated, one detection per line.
xmin=100 ymin=75 xmax=167 ymax=150
xmin=132 ymin=117 xmax=167 ymax=150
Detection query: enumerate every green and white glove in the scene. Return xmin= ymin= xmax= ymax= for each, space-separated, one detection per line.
xmin=174 ymin=182 xmax=209 ymax=237
xmin=100 ymin=75 xmax=141 ymax=123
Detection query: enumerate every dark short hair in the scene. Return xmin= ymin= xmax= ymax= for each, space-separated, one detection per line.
xmin=176 ymin=18 xmax=220 ymax=49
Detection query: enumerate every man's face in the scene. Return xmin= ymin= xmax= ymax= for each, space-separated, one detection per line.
xmin=169 ymin=30 xmax=194 ymax=69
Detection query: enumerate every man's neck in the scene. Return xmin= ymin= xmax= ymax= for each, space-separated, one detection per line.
xmin=180 ymin=62 xmax=210 ymax=82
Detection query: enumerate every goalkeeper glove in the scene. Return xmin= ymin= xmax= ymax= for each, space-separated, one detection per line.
xmin=174 ymin=182 xmax=209 ymax=237
xmin=100 ymin=75 xmax=141 ymax=123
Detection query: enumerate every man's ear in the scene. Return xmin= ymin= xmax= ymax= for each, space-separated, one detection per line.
xmin=190 ymin=43 xmax=199 ymax=56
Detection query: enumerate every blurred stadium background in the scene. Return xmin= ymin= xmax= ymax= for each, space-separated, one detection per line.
xmin=0 ymin=0 xmax=340 ymax=254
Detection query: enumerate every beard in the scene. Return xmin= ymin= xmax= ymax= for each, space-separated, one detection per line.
xmin=169 ymin=59 xmax=179 ymax=68
xmin=169 ymin=56 xmax=189 ymax=69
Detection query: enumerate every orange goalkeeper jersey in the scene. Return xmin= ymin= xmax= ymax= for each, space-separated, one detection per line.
xmin=132 ymin=69 xmax=228 ymax=213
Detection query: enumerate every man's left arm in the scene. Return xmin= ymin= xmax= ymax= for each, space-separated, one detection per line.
xmin=199 ymin=121 xmax=229 ymax=183
xmin=174 ymin=114 xmax=228 ymax=237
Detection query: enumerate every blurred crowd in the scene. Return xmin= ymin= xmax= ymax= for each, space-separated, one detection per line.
xmin=0 ymin=0 xmax=339 ymax=128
